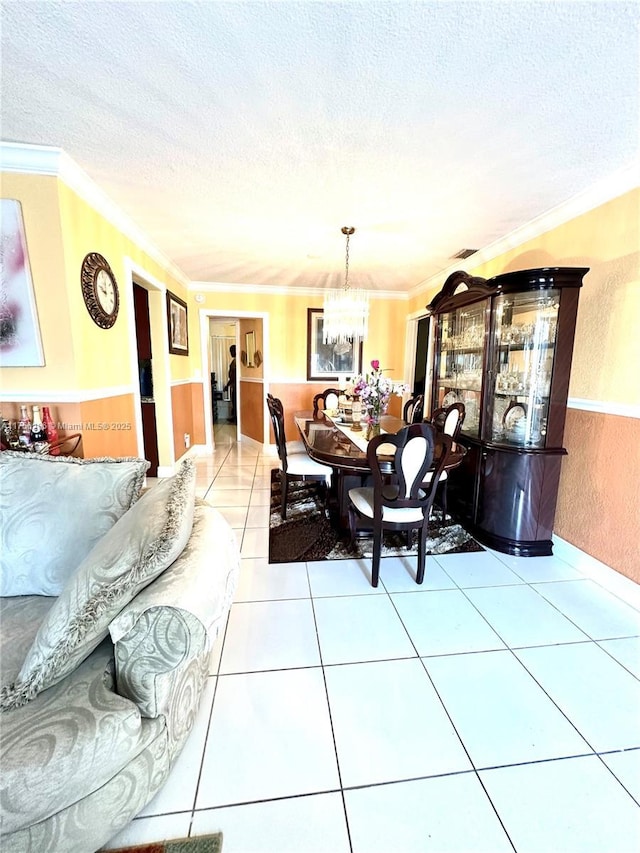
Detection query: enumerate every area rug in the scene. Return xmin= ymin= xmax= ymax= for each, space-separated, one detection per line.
xmin=108 ymin=833 xmax=222 ymax=853
xmin=269 ymin=469 xmax=483 ymax=563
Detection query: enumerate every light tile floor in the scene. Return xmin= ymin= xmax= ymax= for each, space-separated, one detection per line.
xmin=104 ymin=424 xmax=640 ymax=853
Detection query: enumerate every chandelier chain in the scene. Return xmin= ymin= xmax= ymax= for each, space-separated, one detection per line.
xmin=344 ymin=231 xmax=350 ymax=291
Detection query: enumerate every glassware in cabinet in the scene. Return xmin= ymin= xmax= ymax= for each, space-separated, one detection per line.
xmin=434 ymin=300 xmax=487 ymax=438
xmin=485 ymin=290 xmax=559 ymax=447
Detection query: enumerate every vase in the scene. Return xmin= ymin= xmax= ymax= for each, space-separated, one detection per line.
xmin=366 ymin=422 xmax=381 ymax=441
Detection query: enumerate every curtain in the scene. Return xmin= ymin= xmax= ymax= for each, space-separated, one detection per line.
xmin=211 ymin=335 xmax=234 ymax=397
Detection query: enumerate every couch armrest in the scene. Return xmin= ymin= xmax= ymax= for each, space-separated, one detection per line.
xmin=108 ymin=501 xmax=239 ymax=723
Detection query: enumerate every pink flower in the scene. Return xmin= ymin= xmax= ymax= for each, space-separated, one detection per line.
xmin=371 ymin=359 xmax=380 ymax=370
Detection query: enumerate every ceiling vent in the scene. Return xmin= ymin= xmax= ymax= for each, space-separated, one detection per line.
xmin=451 ymin=248 xmax=478 ymax=260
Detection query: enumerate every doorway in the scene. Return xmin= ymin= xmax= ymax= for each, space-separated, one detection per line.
xmin=132 ymin=282 xmax=159 ymax=476
xmin=210 ymin=320 xmax=237 ymax=426
xmin=200 ymin=310 xmax=269 ymax=450
xmin=413 ymin=316 xmax=431 ymax=396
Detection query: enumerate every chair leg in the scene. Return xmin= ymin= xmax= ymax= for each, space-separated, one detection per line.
xmin=280 ymin=473 xmax=288 ymax=520
xmin=441 ymin=481 xmax=448 ymax=522
xmin=348 ymin=506 xmax=357 ymax=549
xmin=416 ymin=525 xmax=428 ymax=585
xmin=320 ymin=480 xmax=330 ymax=518
xmin=371 ymin=527 xmax=382 ymax=588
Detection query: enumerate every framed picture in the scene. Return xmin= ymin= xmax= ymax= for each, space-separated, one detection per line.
xmin=166 ymin=290 xmax=189 ymax=355
xmin=306 ymin=307 xmax=363 ymax=381
xmin=0 ymin=199 xmax=45 ymax=366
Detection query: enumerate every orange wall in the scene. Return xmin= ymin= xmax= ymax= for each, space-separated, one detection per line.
xmin=171 ymin=383 xmax=204 ymax=459
xmin=268 ymin=382 xmax=325 ymax=444
xmin=78 ymin=395 xmax=138 ymax=457
xmin=239 ymin=380 xmax=264 ymax=442
xmin=557 ymin=409 xmax=640 ymax=583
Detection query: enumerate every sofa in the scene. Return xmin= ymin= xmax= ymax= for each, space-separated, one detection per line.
xmin=0 ymin=451 xmax=239 ymax=853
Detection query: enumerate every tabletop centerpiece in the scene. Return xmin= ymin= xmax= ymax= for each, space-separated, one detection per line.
xmin=353 ymin=360 xmax=409 ymax=440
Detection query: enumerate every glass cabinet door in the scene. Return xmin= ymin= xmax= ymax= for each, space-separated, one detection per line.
xmin=434 ymin=299 xmax=487 ymax=439
xmin=485 ymin=290 xmax=559 ymax=447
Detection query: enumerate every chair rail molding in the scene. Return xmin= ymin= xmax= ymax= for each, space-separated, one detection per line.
xmin=567 ymin=398 xmax=640 ymax=419
xmin=0 ymin=385 xmax=136 ymax=403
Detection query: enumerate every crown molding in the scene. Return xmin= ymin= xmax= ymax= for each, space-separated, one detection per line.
xmin=1 ymin=141 xmax=191 ymax=288
xmin=409 ymin=160 xmax=640 ymax=301
xmin=190 ymin=280 xmax=407 ymax=300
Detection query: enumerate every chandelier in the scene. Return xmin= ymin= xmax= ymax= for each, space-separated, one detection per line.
xmin=323 ymin=226 xmax=369 ymax=348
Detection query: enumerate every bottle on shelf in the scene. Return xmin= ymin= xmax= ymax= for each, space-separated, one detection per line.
xmin=30 ymin=406 xmax=50 ymax=453
xmin=18 ymin=406 xmax=33 ymax=450
xmin=42 ymin=406 xmax=60 ymax=456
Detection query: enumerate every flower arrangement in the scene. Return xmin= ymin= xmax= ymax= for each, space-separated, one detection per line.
xmin=353 ymin=360 xmax=409 ymax=430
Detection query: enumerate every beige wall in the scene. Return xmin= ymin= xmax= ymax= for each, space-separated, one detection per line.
xmin=1 ymin=172 xmax=199 ymax=467
xmin=467 ymin=189 xmax=640 ymax=410
xmin=239 ymin=317 xmax=264 ymax=379
xmin=194 ymin=290 xmax=407 ymax=386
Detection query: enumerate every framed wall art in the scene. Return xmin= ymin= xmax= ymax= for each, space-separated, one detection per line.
xmin=306 ymin=307 xmax=363 ymax=381
xmin=0 ymin=198 xmax=45 ymax=366
xmin=166 ymin=290 xmax=189 ymax=355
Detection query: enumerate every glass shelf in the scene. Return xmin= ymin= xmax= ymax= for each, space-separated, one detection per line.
xmin=485 ymin=290 xmax=559 ymax=448
xmin=434 ymin=301 xmax=487 ymax=440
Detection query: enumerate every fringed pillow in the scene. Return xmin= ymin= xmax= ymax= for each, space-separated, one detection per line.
xmin=0 ymin=452 xmax=150 ymax=596
xmin=0 ymin=459 xmax=196 ymax=712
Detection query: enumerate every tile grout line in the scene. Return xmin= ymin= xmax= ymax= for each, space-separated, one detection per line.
xmin=307 ymin=559 xmax=354 ymax=853
xmin=187 ymin=441 xmax=639 ymax=846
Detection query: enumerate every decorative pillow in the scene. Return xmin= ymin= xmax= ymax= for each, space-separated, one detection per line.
xmin=0 ymin=452 xmax=150 ymax=596
xmin=0 ymin=458 xmax=196 ymax=712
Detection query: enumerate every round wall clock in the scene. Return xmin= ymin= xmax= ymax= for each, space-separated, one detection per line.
xmin=80 ymin=252 xmax=119 ymax=329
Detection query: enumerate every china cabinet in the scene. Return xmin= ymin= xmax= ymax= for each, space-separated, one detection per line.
xmin=427 ymin=267 xmax=587 ymax=556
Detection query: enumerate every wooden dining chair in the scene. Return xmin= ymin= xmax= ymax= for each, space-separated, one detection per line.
xmin=266 ymin=393 xmax=305 ymax=455
xmin=312 ymin=388 xmax=342 ymax=416
xmin=348 ymin=423 xmax=452 ymax=587
xmin=402 ymin=394 xmax=424 ymax=424
xmin=266 ymin=395 xmax=333 ymax=519
xmin=427 ymin=402 xmax=465 ymax=518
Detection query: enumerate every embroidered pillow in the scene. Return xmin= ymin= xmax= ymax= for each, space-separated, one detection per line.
xmin=0 ymin=452 xmax=149 ymax=596
xmin=0 ymin=459 xmax=196 ymax=711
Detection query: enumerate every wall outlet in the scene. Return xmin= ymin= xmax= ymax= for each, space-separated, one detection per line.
xmin=184 ymin=433 xmax=191 ymax=448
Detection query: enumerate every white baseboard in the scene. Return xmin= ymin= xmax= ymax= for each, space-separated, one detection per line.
xmin=155 ymin=444 xmax=211 ymax=477
xmin=552 ymin=535 xmax=640 ymax=609
xmin=237 ymin=434 xmax=264 ymax=452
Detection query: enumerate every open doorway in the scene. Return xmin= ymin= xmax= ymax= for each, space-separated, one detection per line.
xmin=132 ymin=282 xmax=160 ymax=475
xmin=200 ymin=310 xmax=269 ymax=450
xmin=210 ymin=320 xmax=237 ymax=426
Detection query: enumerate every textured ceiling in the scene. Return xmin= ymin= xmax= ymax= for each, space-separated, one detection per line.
xmin=1 ymin=1 xmax=638 ymax=292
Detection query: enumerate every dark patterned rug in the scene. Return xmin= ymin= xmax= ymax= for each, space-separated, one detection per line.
xmin=268 ymin=470 xmax=483 ymax=563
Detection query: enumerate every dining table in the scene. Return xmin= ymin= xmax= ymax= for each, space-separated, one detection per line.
xmin=293 ymin=410 xmax=467 ymax=527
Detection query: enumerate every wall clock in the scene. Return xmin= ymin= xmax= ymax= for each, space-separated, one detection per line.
xmin=80 ymin=252 xmax=119 ymax=329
